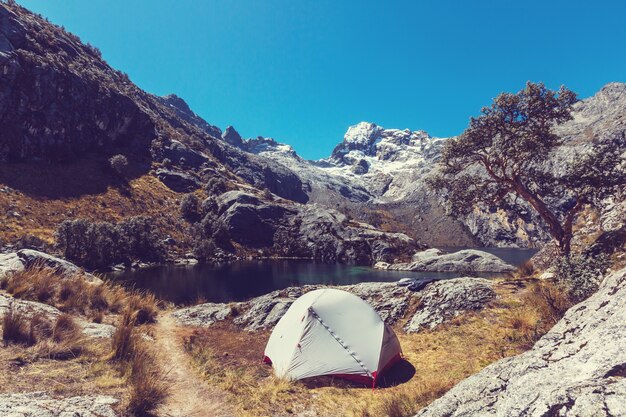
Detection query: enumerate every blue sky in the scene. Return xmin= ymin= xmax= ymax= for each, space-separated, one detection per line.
xmin=18 ymin=0 xmax=626 ymax=159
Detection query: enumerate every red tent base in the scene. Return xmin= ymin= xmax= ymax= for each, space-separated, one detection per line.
xmin=263 ymin=352 xmax=403 ymax=388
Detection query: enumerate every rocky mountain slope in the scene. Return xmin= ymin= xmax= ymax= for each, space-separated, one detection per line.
xmin=229 ymin=84 xmax=626 ymax=249
xmin=1 ymin=1 xmax=624 ymax=262
xmin=0 ymin=2 xmax=416 ymax=265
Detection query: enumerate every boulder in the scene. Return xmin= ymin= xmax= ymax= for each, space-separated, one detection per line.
xmin=156 ymin=168 xmax=201 ymax=192
xmin=0 ymin=252 xmax=25 ymax=279
xmin=405 ymin=277 xmax=496 ymax=332
xmin=161 ymin=139 xmax=208 ymax=168
xmin=171 ymin=303 xmax=232 ymax=327
xmin=414 ymin=267 xmax=626 ymax=417
xmin=0 ymin=392 xmax=118 ymax=417
xmin=16 ymin=249 xmax=100 ymax=282
xmin=381 ymin=249 xmax=516 ymax=273
xmin=0 ymin=293 xmax=61 ymax=319
xmin=0 ymin=293 xmax=114 ymax=338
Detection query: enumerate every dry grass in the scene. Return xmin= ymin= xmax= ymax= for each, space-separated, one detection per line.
xmin=110 ymin=313 xmax=136 ymax=362
xmin=107 ymin=314 xmax=168 ymax=416
xmin=126 ymin=343 xmax=169 ymax=416
xmin=0 ymin=160 xmax=188 ymax=249
xmin=178 ymin=277 xmax=570 ymax=417
xmin=2 ymin=307 xmax=32 ymax=346
xmin=3 ymin=265 xmax=159 ymax=325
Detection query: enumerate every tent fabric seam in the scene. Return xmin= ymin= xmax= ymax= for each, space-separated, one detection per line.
xmin=308 ymin=307 xmax=373 ymax=377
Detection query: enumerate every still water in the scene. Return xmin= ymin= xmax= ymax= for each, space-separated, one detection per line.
xmin=106 ymin=247 xmax=536 ymax=304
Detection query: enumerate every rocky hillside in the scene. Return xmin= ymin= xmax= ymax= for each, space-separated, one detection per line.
xmin=0 ymin=2 xmax=417 ymax=265
xmin=415 ymin=266 xmax=626 ymax=417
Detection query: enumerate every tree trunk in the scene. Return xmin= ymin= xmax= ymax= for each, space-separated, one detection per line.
xmin=512 ymin=178 xmax=571 ymax=256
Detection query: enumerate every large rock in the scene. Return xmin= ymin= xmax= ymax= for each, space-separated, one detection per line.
xmin=16 ymin=249 xmax=100 ymax=282
xmin=156 ymin=168 xmax=201 ymax=192
xmin=378 ymin=249 xmax=516 ymax=273
xmin=0 ymin=252 xmax=25 ymax=279
xmin=0 ymin=293 xmax=114 ymax=338
xmin=415 ymin=267 xmax=626 ymax=417
xmin=173 ymin=282 xmax=416 ymax=331
xmin=1 ymin=250 xmax=100 ymax=283
xmin=0 ymin=392 xmax=118 ymax=417
xmin=404 ymin=277 xmax=496 ymax=332
xmin=160 ymin=139 xmax=208 ymax=168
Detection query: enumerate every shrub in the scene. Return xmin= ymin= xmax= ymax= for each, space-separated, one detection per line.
xmin=109 ymin=154 xmax=129 ymax=177
xmin=180 ymin=193 xmax=200 ymax=222
xmin=555 ymin=254 xmax=609 ymax=303
xmin=193 ymin=239 xmax=217 ymax=263
xmin=125 ymin=293 xmax=158 ymax=325
xmin=111 ymin=316 xmax=136 ymax=361
xmin=2 ymin=307 xmax=31 ymax=345
xmin=200 ymin=197 xmax=218 ymax=216
xmin=204 ymin=177 xmax=228 ymax=195
xmin=52 ymin=314 xmax=80 ymax=343
xmin=56 ymin=217 xmax=165 ymax=269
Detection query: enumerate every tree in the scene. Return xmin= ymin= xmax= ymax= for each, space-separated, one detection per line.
xmin=429 ymin=82 xmax=625 ymax=255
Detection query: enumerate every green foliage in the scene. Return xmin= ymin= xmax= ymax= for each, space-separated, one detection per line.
xmin=555 ymin=254 xmax=609 ymax=303
xmin=55 ymin=217 xmax=166 ymax=268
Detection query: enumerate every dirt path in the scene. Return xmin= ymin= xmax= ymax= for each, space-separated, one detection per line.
xmin=153 ymin=314 xmax=233 ymax=417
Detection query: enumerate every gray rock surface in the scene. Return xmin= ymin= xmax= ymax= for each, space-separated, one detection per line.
xmin=210 ymin=190 xmax=417 ymax=264
xmin=156 ymin=168 xmax=201 ymax=192
xmin=173 ymin=282 xmax=416 ymax=331
xmin=16 ymin=249 xmax=100 ymax=282
xmin=415 ymin=267 xmax=626 ymax=417
xmin=0 ymin=252 xmax=25 ymax=279
xmin=0 ymin=392 xmax=118 ymax=417
xmin=404 ymin=277 xmax=496 ymax=332
xmin=1 ymin=250 xmax=100 ymax=283
xmin=0 ymin=293 xmax=114 ymax=338
xmin=377 ymin=249 xmax=516 ymax=273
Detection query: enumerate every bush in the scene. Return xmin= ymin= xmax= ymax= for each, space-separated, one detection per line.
xmin=2 ymin=307 xmax=31 ymax=345
xmin=193 ymin=239 xmax=217 ymax=262
xmin=204 ymin=177 xmax=228 ymax=195
xmin=56 ymin=217 xmax=166 ymax=269
xmin=111 ymin=316 xmax=136 ymax=361
xmin=555 ymin=254 xmax=609 ymax=303
xmin=109 ymin=154 xmax=129 ymax=177
xmin=180 ymin=193 xmax=200 ymax=222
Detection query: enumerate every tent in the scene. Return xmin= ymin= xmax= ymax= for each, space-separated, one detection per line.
xmin=263 ymin=288 xmax=402 ymax=387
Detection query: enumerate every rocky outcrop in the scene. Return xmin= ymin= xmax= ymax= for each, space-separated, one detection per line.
xmin=0 ymin=249 xmax=100 ymax=282
xmin=174 ymin=279 xmax=496 ymax=333
xmin=173 ymin=282 xmax=415 ymax=331
xmin=415 ymin=267 xmax=626 ymax=417
xmin=376 ymin=249 xmax=516 ymax=273
xmin=222 ymin=126 xmax=243 ymax=148
xmin=0 ymin=252 xmax=24 ymax=278
xmin=0 ymin=392 xmax=118 ymax=417
xmin=210 ymin=191 xmax=417 ymax=264
xmin=0 ymin=293 xmax=115 ymax=338
xmin=404 ymin=278 xmax=495 ymax=332
xmin=156 ymin=168 xmax=201 ymax=192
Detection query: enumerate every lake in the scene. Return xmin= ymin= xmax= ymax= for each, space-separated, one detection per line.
xmin=106 ymin=247 xmax=537 ymax=304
